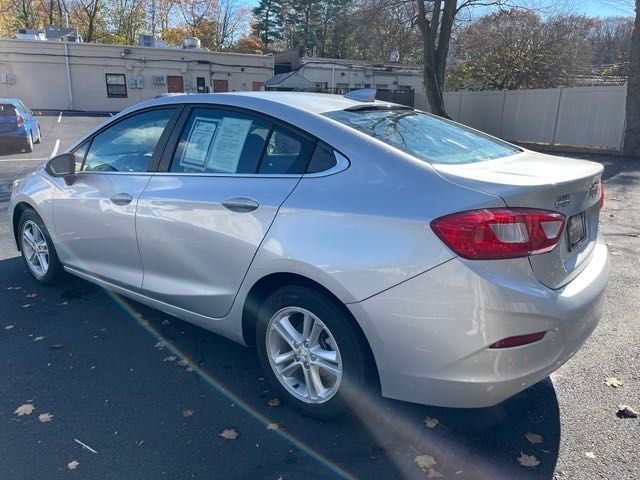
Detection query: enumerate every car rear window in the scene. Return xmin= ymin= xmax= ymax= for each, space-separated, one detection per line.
xmin=0 ymin=104 xmax=16 ymax=116
xmin=323 ymin=108 xmax=520 ymax=164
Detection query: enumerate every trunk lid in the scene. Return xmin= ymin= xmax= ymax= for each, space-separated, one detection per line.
xmin=0 ymin=104 xmax=18 ymax=133
xmin=433 ymin=150 xmax=603 ymax=289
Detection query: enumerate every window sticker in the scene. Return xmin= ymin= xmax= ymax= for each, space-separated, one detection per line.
xmin=205 ymin=117 xmax=252 ymax=173
xmin=180 ymin=117 xmax=219 ymax=170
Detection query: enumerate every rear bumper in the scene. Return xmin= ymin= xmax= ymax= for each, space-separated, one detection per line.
xmin=0 ymin=127 xmax=28 ymax=143
xmin=347 ymin=234 xmax=609 ymax=408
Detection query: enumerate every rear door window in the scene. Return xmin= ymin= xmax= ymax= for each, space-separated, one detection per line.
xmin=258 ymin=126 xmax=314 ymax=174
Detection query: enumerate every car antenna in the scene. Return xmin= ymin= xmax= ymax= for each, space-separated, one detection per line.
xmin=344 ymin=89 xmax=377 ymax=102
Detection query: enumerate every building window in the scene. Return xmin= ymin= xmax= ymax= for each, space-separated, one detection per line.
xmin=106 ymin=74 xmax=127 ymax=98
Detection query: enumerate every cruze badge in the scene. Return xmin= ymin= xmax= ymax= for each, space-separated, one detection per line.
xmin=555 ymin=194 xmax=571 ymax=208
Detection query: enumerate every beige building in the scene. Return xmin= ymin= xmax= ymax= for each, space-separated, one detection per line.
xmin=0 ymin=39 xmax=274 ymax=111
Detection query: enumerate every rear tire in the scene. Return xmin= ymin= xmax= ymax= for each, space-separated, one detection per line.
xmin=256 ymin=285 xmax=374 ymax=418
xmin=24 ymin=132 xmax=33 ymax=153
xmin=18 ymin=209 xmax=64 ymax=284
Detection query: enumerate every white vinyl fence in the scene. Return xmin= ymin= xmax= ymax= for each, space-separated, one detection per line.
xmin=443 ymin=86 xmax=628 ymax=151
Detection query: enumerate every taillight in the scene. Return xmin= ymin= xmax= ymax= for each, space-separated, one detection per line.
xmin=16 ymin=112 xmax=24 ymax=127
xmin=599 ymin=182 xmax=605 ymax=209
xmin=430 ymin=208 xmax=566 ymax=260
xmin=489 ymin=332 xmax=546 ymax=348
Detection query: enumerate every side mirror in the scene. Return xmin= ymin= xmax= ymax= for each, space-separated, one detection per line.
xmin=45 ymin=153 xmax=76 ymax=185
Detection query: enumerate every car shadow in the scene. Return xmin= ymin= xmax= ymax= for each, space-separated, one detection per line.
xmin=0 ymin=256 xmax=560 ymax=480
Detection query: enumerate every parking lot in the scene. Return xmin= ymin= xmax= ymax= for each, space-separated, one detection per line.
xmin=1 ymin=114 xmax=639 ymax=480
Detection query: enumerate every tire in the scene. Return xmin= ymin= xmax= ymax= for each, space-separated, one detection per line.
xmin=18 ymin=209 xmax=64 ymax=284
xmin=35 ymin=126 xmax=42 ymax=144
xmin=24 ymin=132 xmax=33 ymax=153
xmin=256 ymin=285 xmax=374 ymax=418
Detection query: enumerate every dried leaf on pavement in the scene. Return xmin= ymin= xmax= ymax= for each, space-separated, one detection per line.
xmin=427 ymin=468 xmax=444 ymax=479
xmin=177 ymin=359 xmax=189 ymax=367
xmin=605 ymin=377 xmax=624 ymax=388
xmin=154 ymin=341 xmax=165 ymax=350
xmin=517 ymin=452 xmax=540 ymax=468
xmin=267 ymin=398 xmax=281 ymax=407
xmin=38 ymin=412 xmax=53 ymax=423
xmin=163 ymin=356 xmax=176 ymax=362
xmin=585 ymin=451 xmax=596 ymax=459
xmin=4 ymin=325 xmax=14 ymax=330
xmin=182 ymin=409 xmax=193 ymax=417
xmin=524 ymin=432 xmax=544 ymax=444
xmin=67 ymin=460 xmax=79 ymax=470
xmin=34 ymin=336 xmax=45 ymax=342
xmin=219 ymin=428 xmax=239 ymax=440
xmin=267 ymin=423 xmax=280 ymax=431
xmin=424 ymin=417 xmax=439 ymax=428
xmin=49 ymin=344 xmax=64 ymax=349
xmin=414 ymin=454 xmax=437 ymax=471
xmin=25 ymin=293 xmax=38 ymax=299
xmin=617 ymin=404 xmax=638 ymax=418
xmin=14 ymin=403 xmax=35 ymax=416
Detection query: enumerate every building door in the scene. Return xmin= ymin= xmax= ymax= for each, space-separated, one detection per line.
xmin=213 ymin=79 xmax=229 ymax=92
xmin=252 ymin=81 xmax=264 ymax=91
xmin=167 ymin=75 xmax=184 ymax=93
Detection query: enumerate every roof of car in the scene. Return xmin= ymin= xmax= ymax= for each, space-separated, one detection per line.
xmin=0 ymin=98 xmax=19 ymax=106
xmin=135 ymin=91 xmax=402 ymax=115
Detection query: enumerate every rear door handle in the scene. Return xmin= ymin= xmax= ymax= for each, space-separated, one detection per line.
xmin=110 ymin=193 xmax=133 ymax=206
xmin=222 ymin=197 xmax=259 ymax=212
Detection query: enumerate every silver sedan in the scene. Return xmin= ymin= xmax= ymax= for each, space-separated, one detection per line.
xmin=9 ymin=91 xmax=610 ymax=416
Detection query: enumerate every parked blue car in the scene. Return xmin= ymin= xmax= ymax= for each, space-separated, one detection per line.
xmin=0 ymin=98 xmax=41 ymax=153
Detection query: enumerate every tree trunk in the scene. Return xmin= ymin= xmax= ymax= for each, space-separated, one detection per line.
xmin=416 ymin=0 xmax=450 ymax=117
xmin=623 ymin=0 xmax=640 ymax=157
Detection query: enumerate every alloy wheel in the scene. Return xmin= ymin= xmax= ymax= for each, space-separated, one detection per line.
xmin=22 ymin=220 xmax=49 ymax=278
xmin=266 ymin=306 xmax=343 ymax=404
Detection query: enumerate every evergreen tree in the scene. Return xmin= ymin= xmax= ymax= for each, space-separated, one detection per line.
xmin=252 ymin=0 xmax=284 ymax=52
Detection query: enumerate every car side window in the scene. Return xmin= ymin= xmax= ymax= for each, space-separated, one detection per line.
xmin=306 ymin=141 xmax=338 ymax=174
xmin=83 ymin=108 xmax=174 ymax=172
xmin=171 ymin=108 xmax=271 ymax=174
xmin=258 ymin=127 xmax=314 ymax=175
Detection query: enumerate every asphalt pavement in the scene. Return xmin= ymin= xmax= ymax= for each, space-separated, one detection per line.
xmin=0 ymin=115 xmax=638 ymax=479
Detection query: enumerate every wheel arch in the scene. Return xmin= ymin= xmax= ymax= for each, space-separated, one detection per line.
xmin=242 ymin=272 xmax=380 ymax=385
xmin=12 ymin=201 xmax=36 ymax=250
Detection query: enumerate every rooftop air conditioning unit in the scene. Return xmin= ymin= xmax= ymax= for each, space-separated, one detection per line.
xmin=152 ymin=74 xmax=166 ymax=85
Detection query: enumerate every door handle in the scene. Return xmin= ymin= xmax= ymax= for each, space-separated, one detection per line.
xmin=222 ymin=197 xmax=259 ymax=212
xmin=110 ymin=193 xmax=133 ymax=206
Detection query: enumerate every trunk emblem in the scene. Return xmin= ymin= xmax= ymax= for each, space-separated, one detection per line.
xmin=555 ymin=194 xmax=571 ymax=208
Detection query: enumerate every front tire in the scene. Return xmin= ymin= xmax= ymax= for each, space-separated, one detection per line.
xmin=256 ymin=285 xmax=373 ymax=418
xmin=24 ymin=132 xmax=33 ymax=153
xmin=18 ymin=209 xmax=64 ymax=284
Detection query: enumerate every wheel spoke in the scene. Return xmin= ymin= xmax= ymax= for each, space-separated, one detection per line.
xmin=273 ymin=315 xmax=302 ymax=347
xmin=37 ymin=252 xmax=48 ymax=272
xmin=309 ymin=366 xmax=327 ymax=398
xmin=312 ymin=357 xmax=341 ymax=378
xmin=273 ymin=350 xmax=295 ymax=366
xmin=302 ymin=367 xmax=318 ymax=400
xmin=23 ymin=229 xmax=36 ymax=249
xmin=311 ymin=347 xmax=338 ymax=364
xmin=308 ymin=320 xmax=323 ymax=345
xmin=279 ymin=360 xmax=300 ymax=377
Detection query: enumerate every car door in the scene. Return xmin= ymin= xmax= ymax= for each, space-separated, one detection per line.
xmin=52 ymin=107 xmax=179 ymax=289
xmin=136 ymin=105 xmax=316 ymax=318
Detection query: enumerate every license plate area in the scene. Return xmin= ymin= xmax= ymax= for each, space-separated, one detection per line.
xmin=567 ymin=212 xmax=586 ymax=251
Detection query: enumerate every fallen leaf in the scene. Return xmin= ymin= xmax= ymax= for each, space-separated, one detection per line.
xmin=67 ymin=460 xmax=79 ymax=470
xmin=524 ymin=432 xmax=543 ymax=444
xmin=177 ymin=359 xmax=189 ymax=367
xmin=267 ymin=423 xmax=280 ymax=431
xmin=185 ymin=366 xmax=194 ymax=372
xmin=163 ymin=356 xmax=176 ymax=362
xmin=605 ymin=377 xmax=624 ymax=388
xmin=161 ymin=319 xmax=170 ymax=325
xmin=34 ymin=336 xmax=45 ymax=342
xmin=4 ymin=325 xmax=14 ymax=330
xmin=414 ymin=454 xmax=437 ymax=471
xmin=14 ymin=404 xmax=35 ymax=416
xmin=22 ymin=304 xmax=31 ymax=308
xmin=38 ymin=412 xmax=53 ymax=423
xmin=585 ymin=451 xmax=596 ymax=459
xmin=49 ymin=344 xmax=64 ymax=349
xmin=25 ymin=293 xmax=38 ymax=299
xmin=427 ymin=468 xmax=444 ymax=479
xmin=517 ymin=452 xmax=540 ymax=468
xmin=219 ymin=428 xmax=239 ymax=440
xmin=617 ymin=404 xmax=639 ymax=418
xmin=267 ymin=398 xmax=281 ymax=407
xmin=424 ymin=416 xmax=439 ymax=428
xmin=154 ymin=341 xmax=165 ymax=349
xmin=182 ymin=409 xmax=193 ymax=417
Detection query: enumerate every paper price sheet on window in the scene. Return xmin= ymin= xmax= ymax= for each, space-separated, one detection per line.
xmin=179 ymin=116 xmax=252 ymax=173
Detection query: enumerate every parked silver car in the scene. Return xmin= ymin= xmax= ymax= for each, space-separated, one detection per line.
xmin=9 ymin=91 xmax=609 ymax=416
